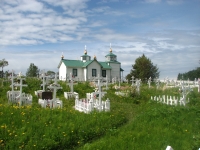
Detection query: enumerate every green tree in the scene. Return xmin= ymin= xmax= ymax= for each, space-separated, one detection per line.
xmin=177 ymin=67 xmax=200 ymax=80
xmin=46 ymin=70 xmax=55 ymax=76
xmin=26 ymin=63 xmax=40 ymax=77
xmin=126 ymin=54 xmax=159 ymax=82
xmin=0 ymin=59 xmax=9 ymax=78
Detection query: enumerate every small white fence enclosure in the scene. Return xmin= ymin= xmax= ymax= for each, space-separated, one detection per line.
xmin=75 ymin=74 xmax=110 ymax=113
xmin=38 ymin=74 xmax=63 ymax=108
xmin=151 ymin=95 xmax=189 ymax=106
xmin=7 ymin=72 xmax=32 ymax=106
xmin=75 ymin=96 xmax=110 ymax=113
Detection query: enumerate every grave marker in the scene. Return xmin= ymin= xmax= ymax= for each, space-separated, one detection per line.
xmin=155 ymin=78 xmax=160 ymax=89
xmin=40 ymin=71 xmax=50 ymax=91
xmin=130 ymin=76 xmax=135 ymax=87
xmin=68 ymin=73 xmax=74 ymax=93
xmin=135 ymin=79 xmax=141 ymax=94
xmin=14 ymin=74 xmax=28 ymax=106
xmin=92 ymin=74 xmax=107 ymax=111
xmin=48 ymin=74 xmax=62 ymax=101
xmin=147 ymin=77 xmax=151 ymax=88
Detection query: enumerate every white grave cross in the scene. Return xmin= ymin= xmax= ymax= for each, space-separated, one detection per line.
xmin=48 ymin=74 xmax=62 ymax=101
xmin=135 ymin=79 xmax=141 ymax=94
xmin=14 ymin=76 xmax=28 ymax=106
xmin=130 ymin=76 xmax=135 ymax=87
xmin=147 ymin=77 xmax=151 ymax=88
xmin=155 ymin=78 xmax=160 ymax=89
xmin=8 ymin=71 xmax=18 ymax=101
xmin=68 ymin=73 xmax=74 ymax=93
xmin=40 ymin=71 xmax=50 ymax=91
xmin=9 ymin=71 xmax=16 ymax=92
xmin=93 ymin=74 xmax=107 ymax=110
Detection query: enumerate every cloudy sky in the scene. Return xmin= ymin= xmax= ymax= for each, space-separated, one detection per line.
xmin=0 ymin=0 xmax=200 ymax=79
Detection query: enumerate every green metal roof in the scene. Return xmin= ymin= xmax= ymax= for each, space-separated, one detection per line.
xmin=82 ymin=60 xmax=94 ymax=67
xmin=99 ymin=62 xmax=112 ymax=69
xmin=105 ymin=60 xmax=121 ymax=64
xmin=120 ymin=68 xmax=124 ymax=71
xmin=62 ymin=59 xmax=84 ymax=67
xmin=60 ymin=59 xmax=112 ymax=69
xmin=105 ymin=52 xmax=117 ymax=57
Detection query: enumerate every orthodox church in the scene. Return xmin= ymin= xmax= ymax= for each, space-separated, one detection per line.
xmin=58 ymin=46 xmax=124 ymax=81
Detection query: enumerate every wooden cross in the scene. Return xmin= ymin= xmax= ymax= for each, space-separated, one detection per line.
xmin=147 ymin=77 xmax=151 ymax=88
xmin=105 ymin=75 xmax=109 ymax=90
xmin=48 ymin=74 xmax=62 ymax=101
xmin=9 ymin=71 xmax=17 ymax=92
xmin=14 ymin=76 xmax=28 ymax=106
xmin=40 ymin=71 xmax=50 ymax=91
xmin=130 ymin=76 xmax=135 ymax=86
xmin=135 ymin=79 xmax=141 ymax=94
xmin=68 ymin=73 xmax=74 ymax=93
xmin=94 ymin=74 xmax=105 ymax=107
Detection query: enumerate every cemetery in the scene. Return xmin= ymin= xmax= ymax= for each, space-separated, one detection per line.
xmin=0 ymin=71 xmax=200 ymax=149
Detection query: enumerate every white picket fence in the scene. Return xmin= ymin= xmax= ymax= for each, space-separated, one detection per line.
xmin=151 ymin=95 xmax=189 ymax=106
xmin=64 ymin=92 xmax=79 ymax=99
xmin=7 ymin=91 xmax=32 ymax=105
xmin=7 ymin=91 xmax=20 ymax=101
xmin=38 ymin=98 xmax=63 ymax=108
xmin=75 ymin=96 xmax=110 ymax=113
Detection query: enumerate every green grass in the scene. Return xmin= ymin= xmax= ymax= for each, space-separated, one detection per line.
xmin=0 ymin=78 xmax=200 ymax=149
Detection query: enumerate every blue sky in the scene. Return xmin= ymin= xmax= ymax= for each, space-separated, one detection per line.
xmin=0 ymin=0 xmax=200 ymax=79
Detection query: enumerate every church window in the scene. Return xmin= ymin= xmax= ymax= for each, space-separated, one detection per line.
xmin=102 ymin=70 xmax=106 ymax=77
xmin=73 ymin=69 xmax=77 ymax=76
xmin=92 ymin=69 xmax=97 ymax=77
xmin=82 ymin=56 xmax=86 ymax=60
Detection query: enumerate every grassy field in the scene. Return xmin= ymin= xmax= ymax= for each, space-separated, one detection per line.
xmin=0 ymin=78 xmax=200 ymax=150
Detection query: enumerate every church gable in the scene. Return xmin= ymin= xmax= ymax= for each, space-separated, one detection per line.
xmin=99 ymin=62 xmax=112 ymax=70
xmin=87 ymin=60 xmax=102 ymax=77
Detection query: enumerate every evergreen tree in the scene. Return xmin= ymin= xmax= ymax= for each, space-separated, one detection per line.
xmin=0 ymin=58 xmax=9 ymax=78
xmin=46 ymin=70 xmax=55 ymax=76
xmin=26 ymin=63 xmax=40 ymax=77
xmin=126 ymin=54 xmax=159 ymax=82
xmin=177 ymin=67 xmax=200 ymax=80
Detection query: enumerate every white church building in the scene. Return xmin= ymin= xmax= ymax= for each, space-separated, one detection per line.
xmin=58 ymin=46 xmax=124 ymax=81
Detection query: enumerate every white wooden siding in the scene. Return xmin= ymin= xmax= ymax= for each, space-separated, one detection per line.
xmin=87 ymin=61 xmax=101 ymax=78
xmin=109 ymin=63 xmax=121 ymax=79
xmin=59 ymin=62 xmax=67 ymax=81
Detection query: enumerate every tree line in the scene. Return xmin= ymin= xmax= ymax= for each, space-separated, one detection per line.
xmin=177 ymin=67 xmax=200 ymax=80
xmin=0 ymin=58 xmax=55 ymax=78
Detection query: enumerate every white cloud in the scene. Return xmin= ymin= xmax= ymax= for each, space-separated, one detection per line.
xmin=0 ymin=0 xmax=88 ymax=46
